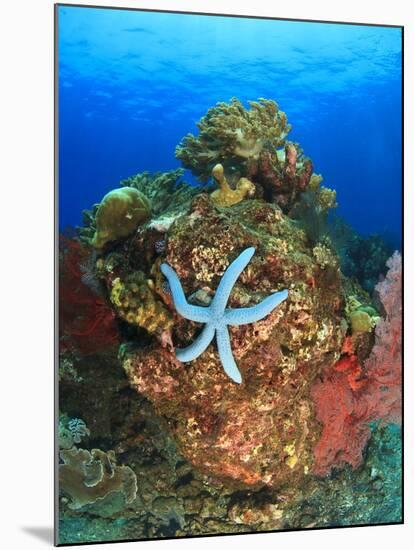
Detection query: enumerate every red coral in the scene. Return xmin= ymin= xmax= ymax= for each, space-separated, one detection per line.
xmin=59 ymin=236 xmax=119 ymax=355
xmin=311 ymin=252 xmax=402 ymax=475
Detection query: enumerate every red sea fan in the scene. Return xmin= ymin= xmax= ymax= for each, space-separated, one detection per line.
xmin=311 ymin=252 xmax=402 ymax=475
xmin=59 ymin=236 xmax=119 ymax=355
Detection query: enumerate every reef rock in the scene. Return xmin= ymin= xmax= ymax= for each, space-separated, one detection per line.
xmin=119 ymin=194 xmax=344 ymax=488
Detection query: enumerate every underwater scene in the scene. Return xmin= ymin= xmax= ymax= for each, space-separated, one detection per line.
xmin=56 ymin=5 xmax=403 ymax=545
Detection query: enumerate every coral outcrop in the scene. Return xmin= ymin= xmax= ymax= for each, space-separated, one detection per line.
xmin=60 ymin=96 xmax=402 ymax=542
xmin=119 ymin=194 xmax=344 ymax=488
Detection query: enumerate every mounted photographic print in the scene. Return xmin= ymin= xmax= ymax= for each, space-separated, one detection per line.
xmin=55 ymin=4 xmax=403 ymax=545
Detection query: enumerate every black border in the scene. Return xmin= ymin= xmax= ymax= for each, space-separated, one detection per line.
xmin=54 ymin=3 xmax=404 ymax=547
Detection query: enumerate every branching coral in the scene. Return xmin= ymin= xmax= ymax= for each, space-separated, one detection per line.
xmin=59 ymin=447 xmax=137 ymax=513
xmin=176 ymin=98 xmax=290 ymax=182
xmin=311 ymin=252 xmax=401 ymax=475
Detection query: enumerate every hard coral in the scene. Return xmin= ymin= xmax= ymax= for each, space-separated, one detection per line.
xmin=311 ymin=252 xmax=401 ymax=475
xmin=120 ymin=168 xmax=202 ymax=218
xmin=92 ymin=187 xmax=151 ymax=249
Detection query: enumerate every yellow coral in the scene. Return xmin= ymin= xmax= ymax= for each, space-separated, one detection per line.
xmin=92 ymin=187 xmax=151 ymax=249
xmin=109 ymin=272 xmax=172 ymax=334
xmin=210 ymin=163 xmax=255 ymax=207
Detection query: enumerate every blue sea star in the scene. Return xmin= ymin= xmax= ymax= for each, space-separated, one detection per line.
xmin=161 ymin=247 xmax=288 ymax=384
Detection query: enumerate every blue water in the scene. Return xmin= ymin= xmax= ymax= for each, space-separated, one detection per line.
xmin=57 ymin=6 xmax=402 ymax=247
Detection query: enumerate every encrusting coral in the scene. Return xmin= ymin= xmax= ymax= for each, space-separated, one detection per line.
xmin=161 ymin=246 xmax=289 ymax=383
xmin=120 ymin=194 xmax=344 ymax=487
xmin=91 ymin=187 xmax=151 ymax=249
xmin=109 ymin=271 xmax=173 ymax=334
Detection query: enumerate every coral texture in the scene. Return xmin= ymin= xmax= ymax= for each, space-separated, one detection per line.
xmin=59 ymin=447 xmax=137 ymax=513
xmin=176 ymin=98 xmax=290 ymax=182
xmin=120 ymin=195 xmax=344 ymax=487
xmin=311 ymin=252 xmax=401 ymax=475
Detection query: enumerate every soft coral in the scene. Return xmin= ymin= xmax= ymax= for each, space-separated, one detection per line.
xmin=59 ymin=236 xmax=119 ymax=355
xmin=311 ymin=252 xmax=402 ymax=475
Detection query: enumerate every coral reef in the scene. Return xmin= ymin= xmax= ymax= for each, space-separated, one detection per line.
xmin=120 ymin=169 xmax=203 ymax=218
xmin=91 ymin=187 xmax=151 ymax=249
xmin=119 ymin=194 xmax=344 ymax=488
xmin=59 ymin=367 xmax=401 ymax=543
xmin=161 ymin=246 xmax=288 ymax=383
xmin=290 ymin=174 xmax=337 ymax=246
xmin=59 ymin=96 xmax=402 ymax=542
xmin=310 ymin=252 xmax=401 ymax=475
xmin=175 ymin=97 xmax=330 ymax=213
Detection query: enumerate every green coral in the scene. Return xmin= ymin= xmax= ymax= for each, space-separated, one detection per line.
xmin=91 ymin=187 xmax=151 ymax=249
xmin=176 ymin=98 xmax=291 ymax=182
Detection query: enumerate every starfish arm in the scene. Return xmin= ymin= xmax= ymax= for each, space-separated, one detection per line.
xmin=161 ymin=263 xmax=210 ymax=323
xmin=176 ymin=324 xmax=215 ymax=362
xmin=211 ymin=247 xmax=256 ymax=312
xmin=215 ymin=325 xmax=242 ymax=384
xmin=224 ymin=289 xmax=288 ymax=325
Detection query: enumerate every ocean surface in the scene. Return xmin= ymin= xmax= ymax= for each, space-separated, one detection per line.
xmin=57 ymin=6 xmax=402 ymax=247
